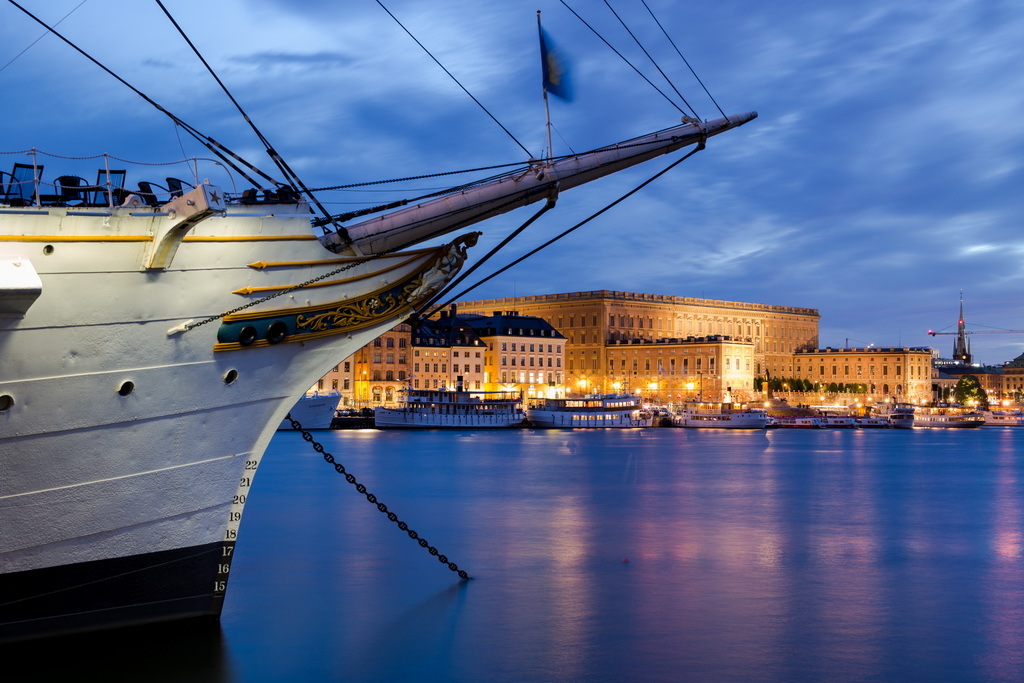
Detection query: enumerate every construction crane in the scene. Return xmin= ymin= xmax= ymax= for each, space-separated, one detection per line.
xmin=927 ymin=329 xmax=1024 ymax=336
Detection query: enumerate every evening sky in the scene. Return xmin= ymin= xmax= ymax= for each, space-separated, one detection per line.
xmin=3 ymin=0 xmax=1022 ymax=364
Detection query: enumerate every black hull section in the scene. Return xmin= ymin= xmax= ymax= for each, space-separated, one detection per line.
xmin=0 ymin=541 xmax=232 ymax=643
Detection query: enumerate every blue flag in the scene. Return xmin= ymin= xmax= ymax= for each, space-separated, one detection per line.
xmin=539 ymin=27 xmax=572 ymax=100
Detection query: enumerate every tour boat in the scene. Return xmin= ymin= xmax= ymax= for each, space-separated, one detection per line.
xmin=872 ymin=402 xmax=916 ymax=429
xmin=526 ymin=394 xmax=653 ymax=428
xmin=913 ymin=407 xmax=985 ymax=429
xmin=820 ymin=415 xmax=857 ymax=428
xmin=672 ymin=402 xmax=767 ymax=429
xmin=981 ymin=410 xmax=1024 ymax=426
xmin=374 ymin=386 xmax=524 ymax=429
xmin=0 ymin=7 xmax=755 ymax=641
xmin=277 ymin=391 xmax=342 ymax=431
xmin=773 ymin=415 xmax=827 ymax=429
xmin=853 ymin=416 xmax=890 ymax=428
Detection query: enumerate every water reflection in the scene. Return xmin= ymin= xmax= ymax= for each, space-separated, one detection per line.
xmin=17 ymin=427 xmax=1020 ymax=680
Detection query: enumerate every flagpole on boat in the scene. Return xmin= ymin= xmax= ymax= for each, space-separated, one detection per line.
xmin=537 ymin=10 xmax=554 ymax=162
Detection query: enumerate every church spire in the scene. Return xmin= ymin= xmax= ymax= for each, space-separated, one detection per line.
xmin=952 ymin=290 xmax=972 ymax=364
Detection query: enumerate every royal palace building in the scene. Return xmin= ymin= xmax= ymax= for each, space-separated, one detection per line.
xmin=456 ymin=290 xmax=819 ymax=402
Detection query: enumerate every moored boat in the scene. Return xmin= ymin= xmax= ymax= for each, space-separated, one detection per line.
xmin=913 ymin=406 xmax=985 ymax=428
xmin=873 ymin=402 xmax=916 ymax=429
xmin=981 ymin=410 xmax=1024 ymax=426
xmin=672 ymin=402 xmax=767 ymax=429
xmin=774 ymin=415 xmax=827 ymax=429
xmin=277 ymin=391 xmax=342 ymax=430
xmin=527 ymin=394 xmax=653 ymax=428
xmin=374 ymin=386 xmax=524 ymax=429
xmin=821 ymin=415 xmax=857 ymax=428
xmin=853 ymin=416 xmax=890 ymax=428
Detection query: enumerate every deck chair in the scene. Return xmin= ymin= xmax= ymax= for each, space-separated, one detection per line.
xmin=0 ymin=171 xmax=13 ymax=204
xmin=165 ymin=177 xmax=192 ymax=199
xmin=9 ymin=163 xmax=42 ymax=205
xmin=93 ymin=169 xmax=127 ymax=206
xmin=55 ymin=175 xmax=90 ymax=205
xmin=136 ymin=180 xmax=170 ymax=207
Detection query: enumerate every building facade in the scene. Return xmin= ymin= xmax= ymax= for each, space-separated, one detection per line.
xmin=791 ymin=346 xmax=933 ymax=403
xmin=440 ymin=310 xmax=565 ymax=397
xmin=603 ymin=336 xmax=756 ymax=405
xmin=456 ymin=290 xmax=819 ymax=398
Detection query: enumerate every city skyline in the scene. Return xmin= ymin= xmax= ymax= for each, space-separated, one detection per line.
xmin=3 ymin=0 xmax=1022 ymax=364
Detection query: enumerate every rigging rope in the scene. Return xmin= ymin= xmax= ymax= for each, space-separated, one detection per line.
xmin=375 ymin=0 xmax=533 ymax=159
xmin=558 ymin=0 xmax=684 ymax=115
xmin=433 ymin=142 xmax=705 ymax=308
xmin=602 ymin=0 xmax=699 ymax=119
xmin=640 ymin=0 xmax=727 ymax=119
xmin=0 ymin=0 xmax=85 ymax=73
xmin=284 ymin=413 xmax=471 ymax=581
xmin=6 ymin=0 xmax=274 ymax=192
xmin=154 ymin=0 xmax=338 ymax=233
xmin=417 ymin=195 xmax=558 ymax=320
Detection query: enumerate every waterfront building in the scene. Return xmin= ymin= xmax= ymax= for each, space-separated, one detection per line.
xmin=317 ymin=319 xmax=484 ymax=407
xmin=348 ymin=323 xmax=414 ymax=405
xmin=1004 ymin=353 xmax=1024 ymax=400
xmin=319 ymin=311 xmax=558 ymax=406
xmin=456 ymin=290 xmax=819 ymax=399
xmin=315 ymin=359 xmax=353 ymax=406
xmin=410 ymin=312 xmax=488 ymax=393
xmin=791 ymin=346 xmax=933 ymax=404
xmin=437 ymin=309 xmax=566 ymax=398
xmin=604 ymin=335 xmax=756 ymax=405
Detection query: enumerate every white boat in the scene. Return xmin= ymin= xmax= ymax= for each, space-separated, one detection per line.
xmin=277 ymin=391 xmax=341 ymax=431
xmin=821 ymin=415 xmax=857 ymax=428
xmin=981 ymin=410 xmax=1024 ymax=426
xmin=374 ymin=386 xmax=524 ymax=429
xmin=773 ymin=415 xmax=827 ymax=429
xmin=672 ymin=402 xmax=767 ymax=429
xmin=0 ymin=7 xmax=755 ymax=642
xmin=853 ymin=416 xmax=890 ymax=428
xmin=527 ymin=394 xmax=653 ymax=428
xmin=872 ymin=402 xmax=916 ymax=429
xmin=913 ymin=407 xmax=985 ymax=428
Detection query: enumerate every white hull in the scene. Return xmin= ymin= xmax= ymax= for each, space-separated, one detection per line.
xmin=527 ymin=394 xmax=652 ymax=429
xmin=886 ymin=416 xmax=915 ymax=429
xmin=774 ymin=416 xmax=826 ymax=428
xmin=374 ymin=388 xmax=525 ymax=429
xmin=982 ymin=411 xmax=1024 ymax=426
xmin=278 ymin=392 xmax=341 ymax=430
xmin=854 ymin=417 xmax=891 ymax=428
xmin=872 ymin=403 xmax=916 ymax=429
xmin=0 ymin=196 xmax=473 ymax=640
xmin=673 ymin=403 xmax=767 ymax=429
xmin=528 ymin=411 xmax=653 ymax=428
xmin=374 ymin=411 xmax=524 ymax=429
xmin=914 ymin=414 xmax=985 ymax=428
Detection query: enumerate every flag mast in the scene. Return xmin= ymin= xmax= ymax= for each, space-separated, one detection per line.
xmin=537 ymin=10 xmax=554 ymax=162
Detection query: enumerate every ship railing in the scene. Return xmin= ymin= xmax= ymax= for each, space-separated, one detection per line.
xmin=1 ymin=148 xmax=250 ymax=209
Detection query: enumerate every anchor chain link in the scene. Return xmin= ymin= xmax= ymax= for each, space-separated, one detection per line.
xmin=285 ymin=413 xmax=471 ymax=580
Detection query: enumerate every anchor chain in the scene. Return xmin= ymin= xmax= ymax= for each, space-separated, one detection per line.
xmin=285 ymin=413 xmax=472 ymax=580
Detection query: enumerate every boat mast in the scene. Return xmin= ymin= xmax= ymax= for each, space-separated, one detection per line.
xmin=538 ymin=11 xmax=555 ymax=162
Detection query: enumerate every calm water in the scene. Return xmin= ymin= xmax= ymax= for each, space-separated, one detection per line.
xmin=16 ymin=427 xmax=1024 ymax=681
